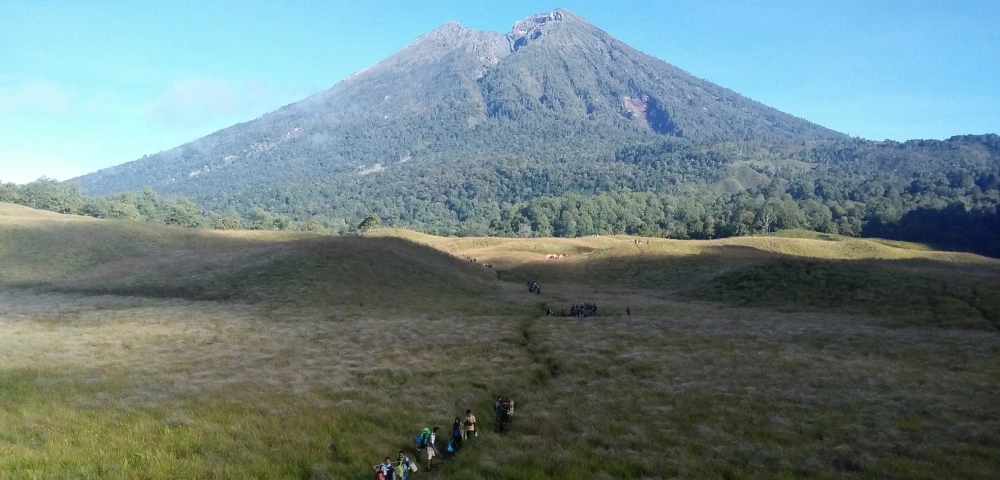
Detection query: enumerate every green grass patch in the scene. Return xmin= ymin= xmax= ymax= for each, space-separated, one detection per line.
xmin=696 ymin=259 xmax=1000 ymax=328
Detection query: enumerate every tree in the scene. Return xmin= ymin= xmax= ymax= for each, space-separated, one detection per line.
xmin=757 ymin=201 xmax=778 ymax=234
xmin=703 ymin=215 xmax=716 ymax=239
xmin=836 ymin=216 xmax=862 ymax=237
xmin=214 ymin=210 xmax=244 ymax=230
xmin=301 ymin=219 xmax=325 ymax=233
xmin=357 ymin=212 xmax=381 ymax=232
xmin=0 ymin=182 xmax=23 ymax=203
xmin=517 ymin=222 xmax=533 ymax=238
xmin=163 ymin=197 xmax=204 ymax=228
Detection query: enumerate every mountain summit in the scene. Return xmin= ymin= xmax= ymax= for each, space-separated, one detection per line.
xmin=77 ymin=9 xmax=844 ymax=211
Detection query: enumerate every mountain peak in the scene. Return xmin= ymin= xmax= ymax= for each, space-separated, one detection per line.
xmin=506 ymin=8 xmax=596 ymax=51
xmin=76 ymin=7 xmax=846 ymax=208
xmin=428 ymin=21 xmax=466 ymax=35
xmin=508 ymin=8 xmax=581 ymax=36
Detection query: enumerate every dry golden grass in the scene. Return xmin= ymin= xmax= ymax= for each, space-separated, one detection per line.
xmin=2 ymin=204 xmax=1000 ymax=478
xmin=2 ymin=290 xmax=998 ymax=479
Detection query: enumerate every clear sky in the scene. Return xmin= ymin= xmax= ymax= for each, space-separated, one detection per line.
xmin=2 ymin=0 xmax=997 ymax=184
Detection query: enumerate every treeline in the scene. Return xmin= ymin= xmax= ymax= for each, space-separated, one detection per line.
xmin=483 ymin=136 xmax=1000 ymax=256
xmin=6 ymin=134 xmax=1000 ymax=256
xmin=0 ymin=178 xmax=336 ymax=233
xmin=488 ymin=170 xmax=1000 ymax=256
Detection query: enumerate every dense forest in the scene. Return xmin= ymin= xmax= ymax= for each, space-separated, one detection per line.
xmin=0 ymin=179 xmax=311 ymax=232
xmin=5 ymin=134 xmax=999 ymax=257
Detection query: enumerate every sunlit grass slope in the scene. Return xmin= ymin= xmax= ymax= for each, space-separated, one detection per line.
xmin=0 ymin=203 xmax=505 ymax=314
xmin=4 ymin=202 xmax=999 ymax=324
xmin=375 ymin=227 xmax=1000 ymax=327
xmin=2 ymin=204 xmax=1000 ymax=479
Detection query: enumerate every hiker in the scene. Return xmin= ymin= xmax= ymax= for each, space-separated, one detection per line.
xmin=373 ymin=457 xmax=396 ymax=480
xmin=494 ymin=396 xmax=505 ymax=432
xmin=451 ymin=417 xmax=464 ymax=452
xmin=397 ymin=451 xmax=416 ymax=480
xmin=496 ymin=397 xmax=514 ymax=432
xmin=464 ymin=409 xmax=477 ymax=439
xmin=561 ymin=307 xmax=566 ymax=316
xmin=425 ymin=426 xmax=439 ymax=471
xmin=626 ymin=306 xmax=631 ymax=316
xmin=546 ymin=308 xmax=552 ymax=316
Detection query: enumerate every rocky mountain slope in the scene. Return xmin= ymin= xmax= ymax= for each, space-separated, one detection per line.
xmin=75 ymin=9 xmax=843 ymax=202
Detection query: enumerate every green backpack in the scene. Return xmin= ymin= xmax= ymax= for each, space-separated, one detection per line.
xmin=415 ymin=428 xmax=431 ymax=448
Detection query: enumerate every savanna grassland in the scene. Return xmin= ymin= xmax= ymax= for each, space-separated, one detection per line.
xmin=1 ymin=202 xmax=999 ymax=479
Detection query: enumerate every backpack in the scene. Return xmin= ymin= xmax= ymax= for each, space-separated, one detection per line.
xmin=415 ymin=428 xmax=431 ymax=448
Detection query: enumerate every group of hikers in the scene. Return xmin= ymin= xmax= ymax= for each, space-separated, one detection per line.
xmin=373 ymin=398 xmax=514 ymax=479
xmin=494 ymin=396 xmax=515 ymax=433
xmin=545 ymin=304 xmax=599 ymax=317
xmin=569 ymin=303 xmax=598 ymax=317
xmin=463 ymin=254 xmax=493 ymax=268
xmin=527 ymin=281 xmax=541 ymax=294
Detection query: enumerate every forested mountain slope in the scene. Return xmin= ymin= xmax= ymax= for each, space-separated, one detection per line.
xmin=75 ymin=9 xmax=843 ymax=205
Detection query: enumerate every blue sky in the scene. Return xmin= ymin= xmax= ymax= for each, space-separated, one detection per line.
xmin=2 ymin=0 xmax=997 ymax=184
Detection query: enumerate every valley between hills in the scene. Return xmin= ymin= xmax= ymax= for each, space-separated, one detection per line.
xmin=2 ymin=202 xmax=998 ymax=478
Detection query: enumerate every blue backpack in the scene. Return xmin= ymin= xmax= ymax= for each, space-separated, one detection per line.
xmin=415 ymin=428 xmax=430 ymax=448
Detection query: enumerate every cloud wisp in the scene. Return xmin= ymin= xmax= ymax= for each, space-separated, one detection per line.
xmin=143 ymin=77 xmax=279 ymax=128
xmin=0 ymin=82 xmax=73 ymax=115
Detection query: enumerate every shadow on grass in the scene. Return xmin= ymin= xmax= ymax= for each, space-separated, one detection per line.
xmin=7 ymin=218 xmax=1000 ymax=327
xmin=501 ymin=245 xmax=1000 ymax=329
xmin=43 ymin=236 xmax=518 ymax=316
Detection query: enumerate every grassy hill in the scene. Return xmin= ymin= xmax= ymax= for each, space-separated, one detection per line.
xmin=0 ymin=203 xmax=505 ymax=315
xmin=4 ymin=202 xmax=1000 ymax=325
xmin=2 ymin=204 xmax=999 ymax=478
xmin=376 ymin=227 xmax=1000 ymax=328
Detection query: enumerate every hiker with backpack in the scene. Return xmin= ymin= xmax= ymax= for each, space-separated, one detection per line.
xmin=397 ymin=451 xmax=417 ymax=480
xmin=415 ymin=427 xmax=438 ymax=471
xmin=426 ymin=426 xmax=439 ymax=471
xmin=373 ymin=457 xmax=396 ymax=480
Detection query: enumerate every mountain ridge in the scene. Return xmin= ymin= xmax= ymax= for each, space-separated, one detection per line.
xmin=75 ymin=8 xmax=846 ymax=217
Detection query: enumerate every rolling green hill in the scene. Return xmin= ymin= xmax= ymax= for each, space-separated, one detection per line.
xmin=5 ymin=202 xmax=999 ymax=326
xmin=2 ymin=202 xmax=1000 ymax=478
